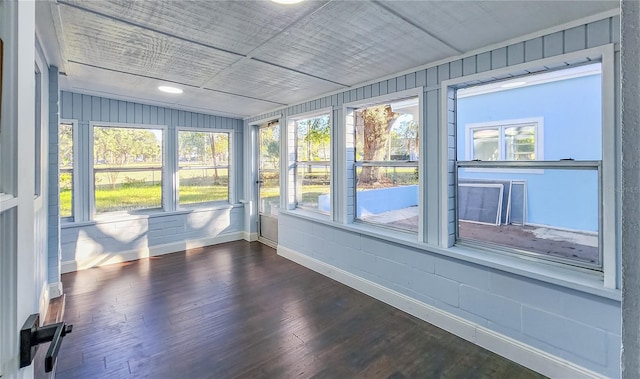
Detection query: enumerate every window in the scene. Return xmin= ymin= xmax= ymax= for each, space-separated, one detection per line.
xmin=178 ymin=130 xmax=230 ymax=206
xmin=292 ymin=113 xmax=330 ymax=213
xmin=454 ymin=63 xmax=604 ymax=269
xmin=59 ymin=123 xmax=74 ymax=218
xmin=93 ymin=125 xmax=163 ymax=214
xmin=467 ymin=121 xmax=539 ymax=161
xmin=352 ymin=97 xmax=419 ymax=232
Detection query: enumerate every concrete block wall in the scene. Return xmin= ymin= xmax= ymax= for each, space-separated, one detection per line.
xmin=279 ymin=214 xmax=621 ymax=377
xmin=60 ymin=206 xmax=243 ymax=271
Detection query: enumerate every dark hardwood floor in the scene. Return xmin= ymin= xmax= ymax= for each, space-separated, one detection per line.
xmin=56 ymin=241 xmax=545 ymax=379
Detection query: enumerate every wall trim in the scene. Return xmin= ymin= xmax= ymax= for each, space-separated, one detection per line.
xmin=48 ymin=282 xmax=63 ymax=299
xmin=243 ymin=231 xmax=258 ymax=242
xmin=278 ymin=245 xmax=607 ymax=379
xmin=61 ymin=231 xmax=244 ymax=273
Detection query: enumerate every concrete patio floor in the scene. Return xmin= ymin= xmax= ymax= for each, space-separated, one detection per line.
xmin=360 ymin=206 xmax=598 ymax=265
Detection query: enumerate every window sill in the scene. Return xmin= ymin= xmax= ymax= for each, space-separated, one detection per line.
xmin=61 ymin=220 xmax=97 ymax=229
xmin=280 ymin=211 xmax=620 ymax=302
xmin=86 ymin=203 xmax=243 ymax=224
xmin=0 ymin=193 xmax=18 ymax=213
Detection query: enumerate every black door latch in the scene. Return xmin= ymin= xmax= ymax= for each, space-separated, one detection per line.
xmin=20 ymin=313 xmax=73 ymax=372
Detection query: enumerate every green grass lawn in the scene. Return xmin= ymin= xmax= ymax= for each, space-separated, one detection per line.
xmin=59 ymin=166 xmax=409 ymax=216
xmin=60 ymin=183 xmax=229 ymax=215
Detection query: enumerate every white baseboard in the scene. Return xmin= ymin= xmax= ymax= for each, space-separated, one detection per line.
xmin=61 ymin=232 xmax=244 ymax=273
xmin=277 ymin=245 xmax=606 ymax=379
xmin=243 ymin=231 xmax=258 ymax=242
xmin=49 ymin=282 xmax=63 ymax=298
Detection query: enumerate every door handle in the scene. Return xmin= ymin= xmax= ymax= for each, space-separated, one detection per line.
xmin=20 ymin=313 xmax=73 ymax=372
xmin=256 ymin=180 xmax=263 ymax=184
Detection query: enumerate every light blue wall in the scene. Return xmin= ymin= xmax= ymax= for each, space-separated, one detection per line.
xmin=280 ymin=214 xmax=621 ymax=377
xmin=318 ymin=185 xmax=419 ymax=216
xmin=248 ymin=15 xmax=621 ymax=378
xmin=356 ymin=185 xmax=419 ymax=217
xmin=55 ymin=92 xmax=246 ymax=269
xmin=457 ymin=74 xmax=602 ymax=161
xmin=460 ymin=169 xmax=599 ymax=231
xmin=457 ymin=75 xmax=602 ymax=231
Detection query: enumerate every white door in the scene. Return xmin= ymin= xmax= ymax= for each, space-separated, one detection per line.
xmin=0 ymin=2 xmax=40 ymax=378
xmin=257 ymin=121 xmax=280 ymax=247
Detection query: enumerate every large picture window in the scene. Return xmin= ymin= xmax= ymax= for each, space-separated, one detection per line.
xmin=293 ymin=114 xmax=330 ymax=213
xmin=353 ymin=97 xmax=419 ymax=232
xmin=178 ymin=131 xmax=230 ymax=206
xmin=59 ymin=123 xmax=74 ymax=218
xmin=454 ymin=63 xmax=603 ymax=269
xmin=93 ymin=125 xmax=163 ymax=214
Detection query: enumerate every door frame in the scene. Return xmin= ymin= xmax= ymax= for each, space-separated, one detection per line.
xmin=256 ymin=119 xmax=281 ymax=248
xmin=1 ymin=2 xmax=40 ymax=378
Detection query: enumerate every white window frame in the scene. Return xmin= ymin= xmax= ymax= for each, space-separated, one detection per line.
xmin=175 ymin=127 xmax=234 ymax=208
xmin=89 ymin=122 xmax=168 ymax=218
xmin=440 ymin=45 xmax=616 ymax=288
xmin=59 ymin=119 xmax=79 ymax=222
xmin=343 ymin=88 xmax=424 ymax=239
xmin=286 ymin=108 xmax=333 ymax=216
xmin=465 ymin=117 xmax=544 ymax=161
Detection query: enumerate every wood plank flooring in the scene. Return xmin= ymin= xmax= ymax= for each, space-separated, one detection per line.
xmin=56 ymin=241 xmax=545 ymax=379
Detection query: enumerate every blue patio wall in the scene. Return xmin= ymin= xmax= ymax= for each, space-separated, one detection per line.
xmin=318 ymin=185 xmax=419 ymax=216
xmin=457 ymin=74 xmax=602 ymax=232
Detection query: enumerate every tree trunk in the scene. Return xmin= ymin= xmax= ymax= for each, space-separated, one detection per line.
xmin=207 ymin=135 xmax=219 ymax=183
xmin=358 ymin=105 xmax=399 ymax=185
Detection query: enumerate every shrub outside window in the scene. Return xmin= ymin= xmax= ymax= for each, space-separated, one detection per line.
xmin=178 ymin=131 xmax=230 ymax=206
xmin=93 ymin=126 xmax=163 ymax=214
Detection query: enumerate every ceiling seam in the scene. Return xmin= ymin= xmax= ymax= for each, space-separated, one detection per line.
xmin=56 ymin=0 xmax=245 ymax=58
xmin=57 ymin=0 xmax=348 ymax=89
xmin=250 ymin=58 xmax=348 ymax=87
xmin=197 ymin=0 xmax=348 ymax=89
xmin=67 ymin=60 xmax=288 ymax=106
xmin=371 ymin=0 xmax=463 ymax=55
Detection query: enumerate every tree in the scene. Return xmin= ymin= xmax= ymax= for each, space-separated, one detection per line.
xmin=304 ymin=116 xmax=330 ymax=160
xmin=358 ymin=105 xmax=399 ymax=184
xmin=179 ymin=132 xmax=206 ymax=163
xmin=59 ymin=124 xmax=73 ymax=167
xmin=392 ymin=117 xmax=419 ymax=159
xmin=94 ymin=128 xmax=161 ymax=189
xmin=260 ymin=125 xmax=280 ymax=169
xmin=205 ymin=133 xmax=228 ymax=182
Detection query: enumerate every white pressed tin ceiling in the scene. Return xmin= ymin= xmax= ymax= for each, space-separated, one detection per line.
xmin=41 ymin=0 xmax=619 ymax=119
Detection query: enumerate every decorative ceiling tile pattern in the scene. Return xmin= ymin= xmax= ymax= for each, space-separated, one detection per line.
xmin=46 ymin=0 xmax=619 ymax=118
xmin=250 ymin=1 xmax=459 ymax=86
